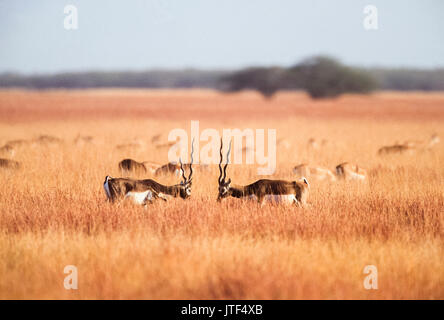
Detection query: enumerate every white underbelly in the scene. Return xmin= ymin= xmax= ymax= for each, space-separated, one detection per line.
xmin=125 ymin=190 xmax=154 ymax=205
xmin=247 ymin=194 xmax=297 ymax=204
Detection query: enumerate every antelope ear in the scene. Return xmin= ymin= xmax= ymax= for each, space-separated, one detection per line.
xmin=227 ymin=178 xmax=231 ymax=185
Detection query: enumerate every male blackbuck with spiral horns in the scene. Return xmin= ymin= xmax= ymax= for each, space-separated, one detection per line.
xmin=217 ymin=139 xmax=310 ymax=206
xmin=104 ymin=141 xmax=195 ymax=206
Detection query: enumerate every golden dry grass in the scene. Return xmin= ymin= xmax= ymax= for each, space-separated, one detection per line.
xmin=0 ymin=89 xmax=443 ymax=299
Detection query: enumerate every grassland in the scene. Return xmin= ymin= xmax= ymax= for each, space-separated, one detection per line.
xmin=0 ymin=89 xmax=443 ymax=299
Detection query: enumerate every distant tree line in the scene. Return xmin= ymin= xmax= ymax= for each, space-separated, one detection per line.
xmin=0 ymin=69 xmax=228 ymax=90
xmin=221 ymin=56 xmax=444 ymax=98
xmin=1 ymin=56 xmax=443 ymax=99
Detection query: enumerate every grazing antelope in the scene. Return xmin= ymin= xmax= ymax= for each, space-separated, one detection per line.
xmin=293 ymin=164 xmax=336 ymax=181
xmin=378 ymin=134 xmax=440 ymax=155
xmin=377 ymin=144 xmax=414 ymax=155
xmin=0 ymin=158 xmax=20 ymax=169
xmin=116 ymin=139 xmax=145 ymax=151
xmin=119 ymin=159 xmax=146 ymax=175
xmin=154 ymin=161 xmax=210 ymax=177
xmin=335 ymin=162 xmax=367 ymax=181
xmin=217 ymin=139 xmax=309 ymax=206
xmin=104 ymin=144 xmax=195 ymax=206
xmin=35 ymin=135 xmax=62 ymax=144
xmin=155 ymin=162 xmax=188 ymax=176
xmin=118 ymin=158 xmax=161 ymax=176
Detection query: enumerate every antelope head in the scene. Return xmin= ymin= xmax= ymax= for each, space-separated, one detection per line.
xmin=217 ymin=138 xmax=232 ymax=201
xmin=178 ymin=139 xmax=195 ymax=199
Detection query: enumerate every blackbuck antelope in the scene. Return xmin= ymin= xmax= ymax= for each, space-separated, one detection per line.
xmin=155 ymin=162 xmax=190 ymax=176
xmin=155 ymin=162 xmax=209 ymax=176
xmin=377 ymin=143 xmax=414 ymax=155
xmin=118 ymin=159 xmax=161 ymax=176
xmin=35 ymin=135 xmax=62 ymax=145
xmin=335 ymin=162 xmax=367 ymax=181
xmin=378 ymin=134 xmax=440 ymax=155
xmin=116 ymin=139 xmax=144 ymax=151
xmin=0 ymin=158 xmax=20 ymax=169
xmin=293 ymin=164 xmax=336 ymax=181
xmin=104 ymin=144 xmax=195 ymax=205
xmin=217 ymin=139 xmax=309 ymax=206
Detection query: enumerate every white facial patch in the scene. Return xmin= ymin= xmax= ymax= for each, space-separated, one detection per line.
xmin=125 ymin=190 xmax=154 ymax=205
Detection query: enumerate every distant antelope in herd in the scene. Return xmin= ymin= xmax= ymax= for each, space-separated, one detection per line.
xmin=378 ymin=134 xmax=440 ymax=155
xmin=116 ymin=139 xmax=145 ymax=152
xmin=118 ymin=159 xmax=161 ymax=176
xmin=0 ymin=158 xmax=20 ymax=170
xmin=155 ymin=162 xmax=189 ymax=176
xmin=293 ymin=164 xmax=336 ymax=182
xmin=217 ymin=139 xmax=309 ymax=206
xmin=154 ymin=162 xmax=209 ymax=177
xmin=104 ymin=143 xmax=195 ymax=205
xmin=35 ymin=135 xmax=63 ymax=145
xmin=335 ymin=162 xmax=367 ymax=181
xmin=377 ymin=143 xmax=414 ymax=155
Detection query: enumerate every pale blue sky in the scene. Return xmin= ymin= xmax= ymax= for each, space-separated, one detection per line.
xmin=0 ymin=0 xmax=443 ymax=73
